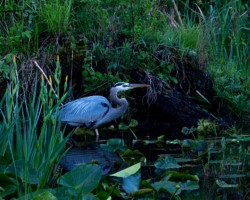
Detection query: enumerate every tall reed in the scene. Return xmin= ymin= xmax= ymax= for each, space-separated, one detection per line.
xmin=0 ymin=55 xmax=71 ymax=194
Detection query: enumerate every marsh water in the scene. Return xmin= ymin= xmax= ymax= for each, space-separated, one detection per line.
xmin=135 ymin=135 xmax=250 ymax=199
xmin=64 ymin=129 xmax=250 ymax=199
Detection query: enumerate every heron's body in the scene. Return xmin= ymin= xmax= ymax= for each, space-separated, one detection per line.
xmin=57 ymin=95 xmax=128 ymax=129
xmin=56 ymin=82 xmax=149 ymax=141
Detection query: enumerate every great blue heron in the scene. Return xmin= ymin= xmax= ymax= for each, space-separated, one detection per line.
xmin=56 ymin=82 xmax=149 ymax=142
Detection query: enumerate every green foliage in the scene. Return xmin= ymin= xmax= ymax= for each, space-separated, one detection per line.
xmin=0 ymin=56 xmax=70 ymax=197
xmin=0 ymin=0 xmax=249 ymax=199
xmin=0 ymin=1 xmax=39 ymax=54
xmin=58 ymin=164 xmax=102 ymax=197
xmin=72 ymin=0 xmax=109 ymax=38
xmin=216 ymin=179 xmax=239 ymax=188
xmin=40 ymin=0 xmax=72 ymax=35
xmin=203 ymin=0 xmax=250 ymax=124
xmin=100 ymin=138 xmax=127 ymax=153
xmin=81 ymin=44 xmax=123 ymax=92
xmin=210 ymin=61 xmax=250 ymax=124
xmin=154 ymin=63 xmax=178 ymax=84
xmin=207 ymin=0 xmax=249 ymax=70
xmin=82 ymin=64 xmax=120 ymax=93
xmin=111 ymin=162 xmax=140 ymax=178
xmin=154 ymin=156 xmax=181 ymax=170
xmin=73 ymin=0 xmax=168 ymax=39
xmin=120 ymin=149 xmax=144 ymax=165
xmin=0 ymin=22 xmax=33 ymax=54
xmin=161 ymin=23 xmax=204 ymax=51
xmin=0 ymin=54 xmax=12 ymax=79
xmin=152 ymin=179 xmax=199 ymax=197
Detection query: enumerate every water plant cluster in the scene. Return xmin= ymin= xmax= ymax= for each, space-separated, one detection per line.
xmin=0 ymin=0 xmax=249 ymax=199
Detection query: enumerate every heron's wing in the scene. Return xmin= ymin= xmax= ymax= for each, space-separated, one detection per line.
xmin=57 ymin=96 xmax=111 ymax=127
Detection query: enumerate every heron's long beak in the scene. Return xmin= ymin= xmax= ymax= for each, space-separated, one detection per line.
xmin=128 ymin=83 xmax=150 ymax=89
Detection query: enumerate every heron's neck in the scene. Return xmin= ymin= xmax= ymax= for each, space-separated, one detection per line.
xmin=110 ymin=91 xmax=128 ymax=116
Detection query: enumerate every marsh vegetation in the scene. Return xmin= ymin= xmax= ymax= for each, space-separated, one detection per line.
xmin=0 ymin=0 xmax=249 ymax=199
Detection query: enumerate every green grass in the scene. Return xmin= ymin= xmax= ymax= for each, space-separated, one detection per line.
xmin=205 ymin=0 xmax=250 ymax=127
xmin=40 ymin=0 xmax=72 ymax=35
xmin=160 ymin=23 xmax=204 ymax=51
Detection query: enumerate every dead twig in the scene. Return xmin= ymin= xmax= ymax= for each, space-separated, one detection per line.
xmin=171 ymin=0 xmax=183 ymax=28
xmin=32 ymin=60 xmax=59 ymax=100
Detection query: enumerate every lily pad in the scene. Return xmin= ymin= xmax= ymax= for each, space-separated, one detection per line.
xmin=178 ymin=180 xmax=199 ymax=191
xmin=216 ymin=179 xmax=239 ymax=188
xmin=100 ymin=138 xmax=126 ymax=152
xmin=152 ymin=179 xmax=199 ymax=196
xmin=166 ymin=171 xmax=199 ymax=182
xmin=122 ymin=171 xmax=141 ymax=193
xmin=128 ymin=119 xmax=139 ymax=128
xmin=110 ymin=163 xmax=141 ymax=178
xmin=154 ymin=156 xmax=181 ymax=170
xmin=58 ymin=164 xmax=102 ymax=195
xmin=182 ymin=139 xmax=207 ymax=153
xmin=121 ymin=149 xmax=144 ymax=165
xmin=152 ymin=179 xmax=181 ymax=195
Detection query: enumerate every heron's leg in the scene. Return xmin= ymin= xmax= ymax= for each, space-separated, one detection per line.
xmin=95 ymin=129 xmax=99 ymax=142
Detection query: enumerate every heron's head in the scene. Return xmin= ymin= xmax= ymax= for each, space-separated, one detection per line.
xmin=111 ymin=82 xmax=149 ymax=92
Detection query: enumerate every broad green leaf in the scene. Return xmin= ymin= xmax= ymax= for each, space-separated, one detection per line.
xmin=82 ymin=193 xmax=99 ymax=200
xmin=178 ymin=180 xmax=199 ymax=191
xmin=130 ymin=189 xmax=154 ymax=198
xmin=32 ymin=191 xmax=57 ymax=200
xmin=152 ymin=180 xmax=181 ymax=195
xmin=0 ymin=173 xmax=17 ymax=186
xmin=22 ymin=31 xmax=31 ymax=40
xmin=152 ymin=179 xmax=199 ymax=196
xmin=154 ymin=156 xmax=181 ymax=170
xmin=110 ymin=163 xmax=141 ymax=178
xmin=170 ymin=76 xmax=178 ymax=84
xmin=121 ymin=149 xmax=144 ymax=165
xmin=141 ymin=180 xmax=156 ymax=191
xmin=100 ymin=138 xmax=126 ymax=152
xmin=118 ymin=123 xmax=129 ymax=130
xmin=4 ymin=160 xmax=39 ymax=184
xmin=128 ymin=119 xmax=138 ymax=128
xmin=182 ymin=139 xmax=207 ymax=152
xmin=122 ymin=171 xmax=141 ymax=193
xmin=58 ymin=164 xmax=102 ymax=195
xmin=50 ymin=187 xmax=74 ymax=200
xmin=18 ymin=188 xmax=70 ymax=200
xmin=166 ymin=171 xmax=199 ymax=181
xmin=167 ymin=64 xmax=174 ymax=72
xmin=100 ymin=183 xmax=122 ymax=198
xmin=95 ymin=72 xmax=103 ymax=78
xmin=82 ymin=70 xmax=88 ymax=78
xmin=96 ymin=190 xmax=111 ymax=200
xmin=0 ymin=185 xmax=17 ymax=198
xmin=216 ymin=179 xmax=239 ymax=188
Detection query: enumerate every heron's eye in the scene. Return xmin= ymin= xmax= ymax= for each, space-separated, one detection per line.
xmin=113 ymin=82 xmax=124 ymax=87
xmin=122 ymin=84 xmax=129 ymax=87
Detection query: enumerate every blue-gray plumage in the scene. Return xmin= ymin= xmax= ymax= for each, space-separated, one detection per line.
xmin=56 ymin=82 xmax=149 ymax=141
